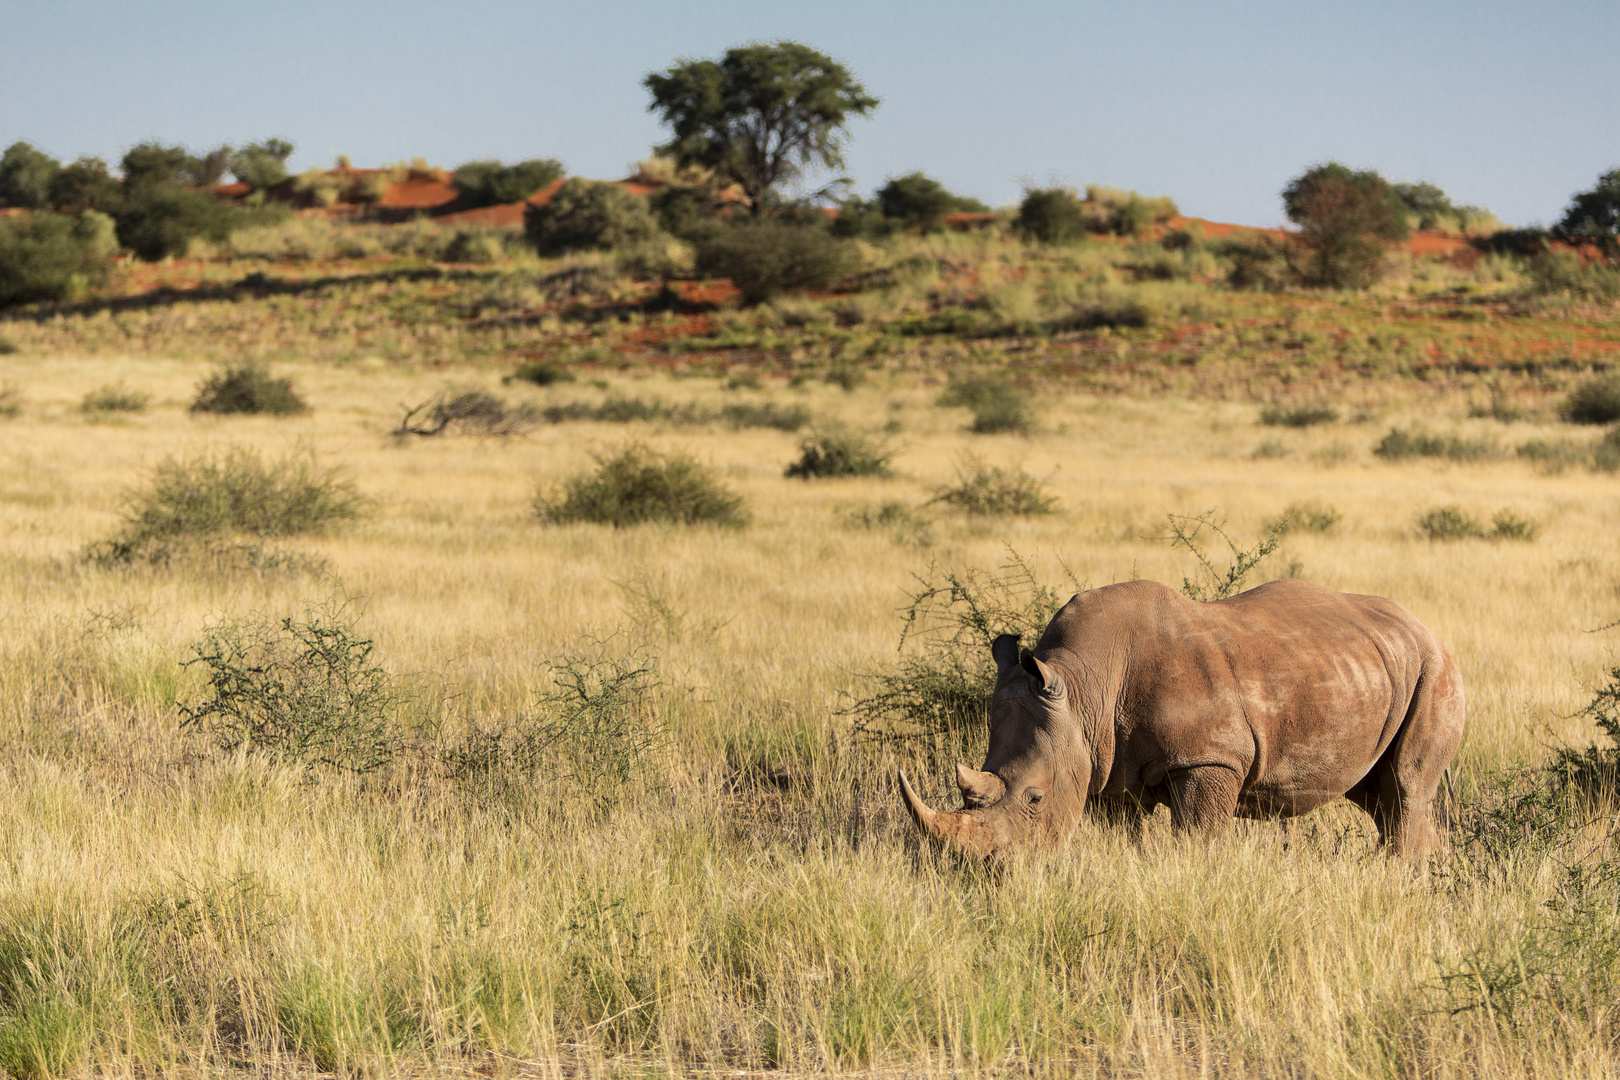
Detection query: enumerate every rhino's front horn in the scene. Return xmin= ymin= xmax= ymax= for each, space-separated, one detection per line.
xmin=897 ymin=769 xmax=941 ymax=836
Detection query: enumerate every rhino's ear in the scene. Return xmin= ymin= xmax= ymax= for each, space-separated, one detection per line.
xmin=1020 ymin=648 xmax=1065 ymax=697
xmin=991 ymin=633 xmax=1021 ymax=675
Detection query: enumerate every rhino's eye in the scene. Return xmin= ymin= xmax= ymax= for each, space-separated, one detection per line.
xmin=1026 ymin=789 xmax=1044 ymax=807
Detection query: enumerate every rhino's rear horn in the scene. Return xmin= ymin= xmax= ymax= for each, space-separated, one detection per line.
xmin=991 ymin=634 xmax=1022 ymax=675
xmin=956 ymin=762 xmax=1006 ymax=806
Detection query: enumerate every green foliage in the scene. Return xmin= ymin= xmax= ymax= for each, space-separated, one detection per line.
xmin=1599 ymin=426 xmax=1620 ymax=472
xmin=784 ymin=430 xmax=892 ymax=479
xmin=1080 ymin=184 xmax=1178 ymax=237
xmin=930 ymin=461 xmax=1056 ymax=516
xmin=179 ymin=596 xmax=403 ymax=774
xmin=1560 ymin=373 xmax=1620 ymax=425
xmin=647 ymin=185 xmax=727 ymax=242
xmin=1556 ymin=166 xmax=1620 ymax=257
xmin=79 ymin=381 xmax=149 ymax=413
xmin=505 ymin=359 xmax=576 ymax=387
xmin=1265 ymin=501 xmax=1341 ymax=534
xmin=524 ymin=179 xmax=661 ymax=256
xmin=120 ymin=141 xmax=214 ymax=189
xmin=1414 ymin=506 xmax=1534 ymax=541
xmin=644 ymin=41 xmax=879 ymax=215
xmin=0 ymin=211 xmax=116 ymax=305
xmin=99 ymin=446 xmax=363 ymax=562
xmin=442 ymin=228 xmax=510 ymax=264
xmin=113 ymin=184 xmax=230 ymax=261
xmin=1282 ymin=162 xmax=1410 ymax=288
xmin=538 ymin=444 xmax=748 ymax=528
xmin=1525 ymin=251 xmax=1620 ymax=305
xmin=0 ymin=141 xmax=61 ymax=209
xmin=1156 ymin=511 xmax=1282 ymax=602
xmin=47 ymin=157 xmax=121 ymax=213
xmin=228 ymin=138 xmax=295 ymax=190
xmin=0 ymin=384 xmax=20 ymax=419
xmin=695 ymin=222 xmax=855 ymax=304
xmin=1015 ymin=186 xmax=1086 ymax=244
xmin=452 ymin=158 xmax=565 ymax=207
xmin=190 ymin=361 xmax=308 ymax=415
xmin=1374 ymin=427 xmax=1497 ymax=462
xmin=874 ymin=172 xmax=988 ymax=232
xmin=1391 ymin=180 xmax=1496 ymax=233
xmin=1259 ymin=402 xmax=1338 ymax=427
xmin=937 ymin=375 xmax=1036 ymax=434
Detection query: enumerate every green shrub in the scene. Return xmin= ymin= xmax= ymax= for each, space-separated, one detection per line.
xmin=937 ymin=376 xmax=1036 ymax=435
xmin=190 ymin=362 xmax=308 ymax=415
xmin=842 ymin=501 xmax=934 ymax=546
xmin=0 ymin=384 xmax=20 ymax=419
xmin=452 ymin=158 xmax=564 ymax=207
xmin=1489 ymin=510 xmax=1538 ymax=541
xmin=718 ymin=401 xmax=810 ymax=431
xmin=1081 ymin=184 xmax=1178 ymax=236
xmin=227 ymin=138 xmax=294 ymax=190
xmin=505 ymin=359 xmax=576 ymax=387
xmin=1560 ymin=373 xmax=1620 ymax=425
xmin=695 ymin=223 xmax=856 ymax=305
xmin=0 ymin=141 xmax=61 ymax=209
xmin=875 ymin=172 xmax=989 ymax=232
xmin=113 ymin=184 xmax=238 ymax=261
xmin=648 ymin=186 xmax=727 ymax=242
xmin=100 ymin=447 xmax=363 ymax=562
xmin=1517 ymin=437 xmax=1594 ymax=473
xmin=784 ymin=430 xmax=892 ymax=479
xmin=1416 ymin=506 xmax=1484 ymax=540
xmin=442 ymin=228 xmax=510 ymax=264
xmin=1556 ymin=166 xmax=1620 ymax=258
xmin=1260 ymin=402 xmax=1339 ymax=427
xmin=179 ymin=596 xmax=403 ymax=774
xmin=537 ymin=444 xmax=747 ymax=528
xmin=1526 ymin=252 xmax=1620 ymax=305
xmin=931 ymin=462 xmax=1056 ymax=516
xmin=79 ymin=381 xmax=149 ymax=413
xmin=524 ymin=178 xmax=661 ymax=256
xmin=0 ymin=210 xmax=116 ymax=305
xmin=1015 ymin=186 xmax=1085 ymax=244
xmin=1374 ymin=427 xmax=1496 ymax=462
xmin=1265 ymin=501 xmax=1341 ymax=534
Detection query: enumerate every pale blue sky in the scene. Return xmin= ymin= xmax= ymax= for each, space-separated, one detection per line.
xmin=4 ymin=0 xmax=1616 ymax=226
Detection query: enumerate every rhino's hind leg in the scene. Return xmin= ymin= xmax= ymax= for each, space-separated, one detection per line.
xmin=1164 ymin=765 xmax=1243 ymax=840
xmin=1353 ymin=652 xmax=1467 ymax=862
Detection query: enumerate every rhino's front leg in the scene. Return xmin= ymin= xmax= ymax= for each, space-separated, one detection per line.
xmin=1164 ymin=765 xmax=1243 ymax=839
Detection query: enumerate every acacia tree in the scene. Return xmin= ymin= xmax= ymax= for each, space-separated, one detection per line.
xmin=1282 ymin=162 xmax=1409 ymax=288
xmin=644 ymin=41 xmax=878 ymax=217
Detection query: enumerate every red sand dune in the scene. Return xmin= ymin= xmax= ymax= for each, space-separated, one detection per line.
xmin=378 ymin=177 xmax=460 ymax=211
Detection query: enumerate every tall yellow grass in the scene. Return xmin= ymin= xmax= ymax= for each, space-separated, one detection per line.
xmin=0 ymin=353 xmax=1616 ymax=1076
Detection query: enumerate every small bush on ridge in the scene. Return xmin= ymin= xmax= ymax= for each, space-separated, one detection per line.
xmin=538 ymin=444 xmax=747 ymax=528
xmin=695 ymin=223 xmax=855 ymax=305
xmin=784 ymin=430 xmax=892 ymax=479
xmin=524 ymin=178 xmax=660 ymax=256
xmin=0 ymin=210 xmax=117 ymax=306
xmin=394 ymin=390 xmax=539 ymax=437
xmin=191 ymin=362 xmax=308 ymax=416
xmin=505 ymin=360 xmax=576 ymax=387
xmin=1015 ymin=186 xmax=1085 ymax=244
xmin=1417 ymin=506 xmax=1537 ymax=541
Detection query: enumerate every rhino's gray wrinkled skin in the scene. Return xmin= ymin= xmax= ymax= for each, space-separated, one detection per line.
xmin=898 ymin=578 xmax=1465 ymax=862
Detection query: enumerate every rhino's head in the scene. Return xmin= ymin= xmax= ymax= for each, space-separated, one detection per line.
xmin=898 ymin=633 xmax=1092 ymax=860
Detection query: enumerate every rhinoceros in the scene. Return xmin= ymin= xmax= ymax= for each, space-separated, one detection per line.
xmin=897 ymin=578 xmax=1464 ymax=861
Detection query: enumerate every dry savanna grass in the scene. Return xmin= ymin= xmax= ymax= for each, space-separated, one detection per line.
xmin=0 ymin=350 xmax=1618 ymax=1078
